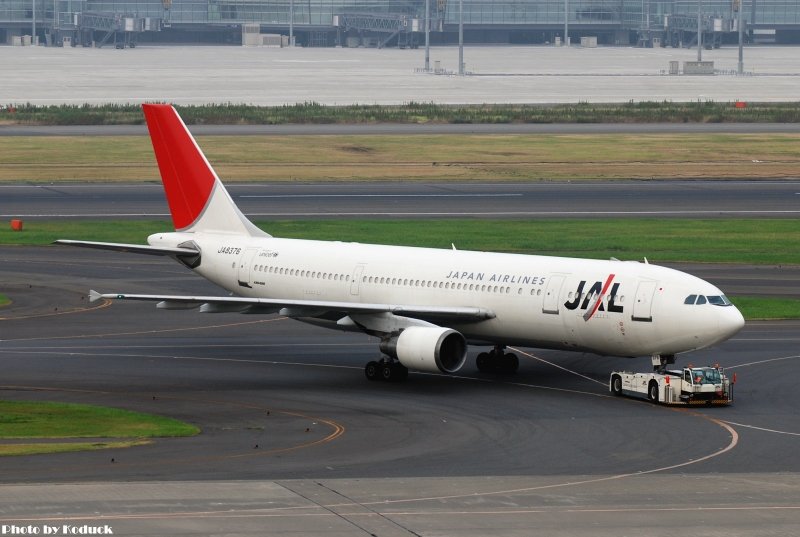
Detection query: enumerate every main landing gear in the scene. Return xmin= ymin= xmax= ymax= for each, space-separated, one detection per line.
xmin=365 ymin=359 xmax=409 ymax=382
xmin=476 ymin=345 xmax=519 ymax=374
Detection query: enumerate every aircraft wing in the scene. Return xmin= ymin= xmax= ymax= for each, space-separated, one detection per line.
xmin=89 ymin=290 xmax=495 ymax=323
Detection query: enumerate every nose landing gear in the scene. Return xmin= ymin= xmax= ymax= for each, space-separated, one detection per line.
xmin=651 ymin=353 xmax=676 ymax=373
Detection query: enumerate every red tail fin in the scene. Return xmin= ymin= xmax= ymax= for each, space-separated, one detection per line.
xmin=143 ymin=104 xmax=215 ymax=230
xmin=142 ymin=104 xmax=266 ymax=237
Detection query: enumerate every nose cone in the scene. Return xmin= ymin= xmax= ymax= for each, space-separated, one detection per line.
xmin=718 ymin=304 xmax=746 ymax=341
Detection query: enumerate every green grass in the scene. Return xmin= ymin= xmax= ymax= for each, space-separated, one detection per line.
xmin=0 ymin=293 xmax=9 ymax=307
xmin=729 ymin=296 xmax=800 ymax=320
xmin=1 ymin=220 xmax=163 ymax=246
xmin=0 ymin=401 xmax=199 ymax=439
xmin=264 ymin=219 xmax=800 ymax=265
xmin=3 ymin=218 xmax=798 ymax=265
xmin=2 ymin=101 xmax=800 ymax=125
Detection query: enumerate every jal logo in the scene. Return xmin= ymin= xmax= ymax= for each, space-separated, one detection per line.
xmin=564 ymin=274 xmax=624 ymax=320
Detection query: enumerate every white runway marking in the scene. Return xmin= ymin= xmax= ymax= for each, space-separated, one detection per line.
xmin=726 ymin=353 xmax=800 ymax=369
xmin=5 ymin=210 xmax=799 ymax=218
xmin=724 ymin=422 xmax=800 ymax=437
xmin=239 ymin=193 xmax=523 ymax=198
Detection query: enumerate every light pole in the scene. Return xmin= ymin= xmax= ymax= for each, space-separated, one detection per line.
xmin=737 ymin=0 xmax=744 ymax=74
xmin=458 ymin=0 xmax=463 ymax=74
xmin=424 ymin=0 xmax=430 ymax=71
xmin=564 ymin=0 xmax=569 ymax=46
xmin=289 ymin=0 xmax=294 ymax=46
xmin=697 ymin=0 xmax=702 ymax=61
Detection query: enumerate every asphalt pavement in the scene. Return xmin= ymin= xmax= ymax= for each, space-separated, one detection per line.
xmin=4 ymin=180 xmax=800 ymax=219
xmin=0 ymin=246 xmax=799 ymax=535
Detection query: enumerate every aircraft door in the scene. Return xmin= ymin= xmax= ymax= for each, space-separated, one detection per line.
xmin=237 ymin=248 xmax=258 ymax=288
xmin=542 ymin=274 xmax=567 ymax=314
xmin=350 ymin=264 xmax=366 ymax=296
xmin=632 ymin=280 xmax=657 ymax=322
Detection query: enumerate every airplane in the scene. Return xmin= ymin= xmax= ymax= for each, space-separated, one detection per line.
xmin=57 ymin=104 xmax=746 ymax=382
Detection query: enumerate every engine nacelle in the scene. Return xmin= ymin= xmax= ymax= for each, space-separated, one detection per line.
xmin=381 ymin=327 xmax=467 ymax=374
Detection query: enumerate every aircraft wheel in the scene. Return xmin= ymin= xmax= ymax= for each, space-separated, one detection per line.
xmin=365 ymin=361 xmax=380 ymax=381
xmin=476 ymin=352 xmax=490 ymax=372
xmin=503 ymin=353 xmax=519 ymax=374
xmin=648 ymin=381 xmax=660 ymax=403
xmin=611 ymin=375 xmax=622 ymax=396
xmin=381 ymin=363 xmax=394 ymax=381
xmin=381 ymin=362 xmax=408 ymax=382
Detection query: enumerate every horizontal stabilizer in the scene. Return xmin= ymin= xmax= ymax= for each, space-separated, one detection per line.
xmin=56 ymin=240 xmax=199 ymax=257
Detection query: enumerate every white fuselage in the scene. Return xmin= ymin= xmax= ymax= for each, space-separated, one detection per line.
xmin=150 ymin=231 xmax=745 ymax=358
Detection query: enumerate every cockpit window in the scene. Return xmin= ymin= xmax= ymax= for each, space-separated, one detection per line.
xmin=685 ymin=294 xmax=733 ymax=306
xmin=707 ymin=295 xmax=733 ymax=306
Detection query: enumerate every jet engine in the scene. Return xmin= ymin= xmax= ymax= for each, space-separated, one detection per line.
xmin=380 ymin=327 xmax=467 ymax=374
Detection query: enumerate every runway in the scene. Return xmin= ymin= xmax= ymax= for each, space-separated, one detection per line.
xmin=1 ymin=246 xmax=799 ymax=535
xmin=3 ymin=180 xmax=800 ymax=219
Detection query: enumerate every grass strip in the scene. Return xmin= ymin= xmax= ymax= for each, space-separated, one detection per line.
xmin=0 ymin=401 xmax=199 ymax=439
xmin=0 ymin=293 xmax=9 ymax=307
xmin=2 ymin=133 xmax=800 ymax=182
xmin=729 ymin=296 xmax=800 ymax=320
xmin=2 ymin=102 xmax=800 ymax=125
xmin=2 ymin=219 xmax=798 ymax=265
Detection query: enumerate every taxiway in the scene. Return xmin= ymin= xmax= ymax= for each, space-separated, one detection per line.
xmin=0 ymin=246 xmax=798 ymax=535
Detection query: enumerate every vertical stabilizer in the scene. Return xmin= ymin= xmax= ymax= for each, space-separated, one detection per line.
xmin=142 ymin=104 xmax=268 ymax=237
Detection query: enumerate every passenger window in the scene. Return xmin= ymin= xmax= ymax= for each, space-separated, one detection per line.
xmin=696 ymin=295 xmax=707 ymax=305
xmin=684 ymin=295 xmax=697 ymax=305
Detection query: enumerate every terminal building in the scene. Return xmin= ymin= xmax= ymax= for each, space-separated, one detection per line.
xmin=1 ymin=0 xmax=799 ymax=47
